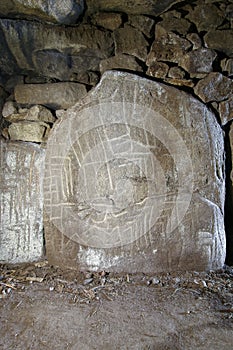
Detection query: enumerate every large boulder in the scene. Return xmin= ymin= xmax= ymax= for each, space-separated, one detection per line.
xmin=0 ymin=139 xmax=45 ymax=263
xmin=0 ymin=19 xmax=114 ymax=79
xmin=0 ymin=0 xmax=84 ymax=25
xmin=44 ymin=71 xmax=225 ymax=273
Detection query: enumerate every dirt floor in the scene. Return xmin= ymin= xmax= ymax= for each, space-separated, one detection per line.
xmin=0 ymin=262 xmax=233 ymax=350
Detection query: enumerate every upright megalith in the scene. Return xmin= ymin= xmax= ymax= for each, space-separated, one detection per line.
xmin=44 ymin=71 xmax=226 ymax=273
xmin=0 ymin=139 xmax=45 ymax=263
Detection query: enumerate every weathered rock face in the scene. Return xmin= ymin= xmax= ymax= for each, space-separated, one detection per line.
xmin=0 ymin=139 xmax=45 ymax=263
xmin=44 ymin=71 xmax=225 ymax=273
xmin=14 ymin=83 xmax=87 ymax=109
xmin=194 ymin=73 xmax=233 ymax=103
xmin=0 ymin=0 xmax=84 ymax=25
xmin=0 ymin=19 xmax=114 ymax=79
xmin=86 ymin=0 xmax=184 ymax=16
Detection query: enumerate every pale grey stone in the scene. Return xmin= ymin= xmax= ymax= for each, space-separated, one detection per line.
xmin=44 ymin=71 xmax=225 ymax=273
xmin=0 ymin=139 xmax=45 ymax=263
xmin=2 ymin=101 xmax=17 ymax=118
xmin=14 ymin=83 xmax=87 ymax=109
xmin=194 ymin=72 xmax=233 ymax=103
xmin=0 ymin=0 xmax=84 ymax=25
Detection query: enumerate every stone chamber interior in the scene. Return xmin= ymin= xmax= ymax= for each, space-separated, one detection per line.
xmin=0 ymin=0 xmax=233 ymax=272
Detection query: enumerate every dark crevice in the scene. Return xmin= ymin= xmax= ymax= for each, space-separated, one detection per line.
xmin=223 ymin=123 xmax=233 ymax=265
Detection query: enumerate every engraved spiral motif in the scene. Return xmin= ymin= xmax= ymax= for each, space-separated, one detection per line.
xmin=44 ymin=101 xmax=193 ymax=248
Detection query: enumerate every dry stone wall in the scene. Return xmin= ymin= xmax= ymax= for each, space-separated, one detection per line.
xmin=0 ymin=0 xmax=232 ymax=269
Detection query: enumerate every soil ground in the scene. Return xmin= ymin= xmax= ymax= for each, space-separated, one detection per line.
xmin=0 ymin=262 xmax=233 ymax=350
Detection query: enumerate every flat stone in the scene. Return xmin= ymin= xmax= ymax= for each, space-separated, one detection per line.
xmin=0 ymin=0 xmax=84 ymax=25
xmin=14 ymin=83 xmax=87 ymax=109
xmin=128 ymin=15 xmax=155 ymax=37
xmin=146 ymin=62 xmax=169 ymax=79
xmin=158 ymin=15 xmax=191 ymax=36
xmin=164 ymin=78 xmax=194 ymax=88
xmin=180 ymin=49 xmax=217 ymax=78
xmin=0 ymin=20 xmax=114 ymax=78
xmin=86 ymin=0 xmax=184 ymax=16
xmin=44 ymin=71 xmax=225 ymax=273
xmin=100 ymin=54 xmax=143 ymax=74
xmin=8 ymin=121 xmax=50 ymax=143
xmin=194 ymin=72 xmax=233 ymax=103
xmin=186 ymin=3 xmax=224 ymax=32
xmin=219 ymin=96 xmax=233 ymax=125
xmin=147 ymin=29 xmax=192 ymax=65
xmin=204 ymin=30 xmax=233 ymax=57
xmin=91 ymin=12 xmax=122 ymax=31
xmin=0 ymin=139 xmax=45 ymax=263
xmin=114 ymin=25 xmax=148 ymax=62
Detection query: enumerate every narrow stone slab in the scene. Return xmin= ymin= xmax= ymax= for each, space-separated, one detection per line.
xmin=0 ymin=139 xmax=45 ymax=263
xmin=44 ymin=71 xmax=225 ymax=273
xmin=15 ymin=83 xmax=87 ymax=109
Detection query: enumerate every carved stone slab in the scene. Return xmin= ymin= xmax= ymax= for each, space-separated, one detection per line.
xmin=44 ymin=71 xmax=226 ymax=273
xmin=0 ymin=139 xmax=45 ymax=263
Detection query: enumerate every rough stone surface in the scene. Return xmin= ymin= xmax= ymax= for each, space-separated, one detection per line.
xmin=204 ymin=30 xmax=233 ymax=57
xmin=194 ymin=72 xmax=233 ymax=103
xmin=0 ymin=139 xmax=45 ymax=263
xmin=114 ymin=25 xmax=148 ymax=62
xmin=86 ymin=0 xmax=184 ymax=16
xmin=128 ymin=15 xmax=155 ymax=37
xmin=14 ymin=83 xmax=87 ymax=109
xmin=168 ymin=66 xmax=185 ymax=79
xmin=180 ymin=49 xmax=217 ymax=78
xmin=100 ymin=54 xmax=143 ymax=74
xmin=91 ymin=12 xmax=122 ymax=31
xmin=0 ymin=0 xmax=84 ymax=25
xmin=2 ymin=101 xmax=17 ymax=118
xmin=8 ymin=121 xmax=50 ymax=143
xmin=147 ymin=29 xmax=192 ymax=65
xmin=146 ymin=62 xmax=169 ymax=79
xmin=186 ymin=3 xmax=224 ymax=32
xmin=186 ymin=33 xmax=202 ymax=50
xmin=44 ymin=71 xmax=225 ymax=273
xmin=219 ymin=97 xmax=233 ymax=125
xmin=0 ymin=20 xmax=114 ymax=79
xmin=4 ymin=105 xmax=55 ymax=123
xmin=157 ymin=15 xmax=191 ymax=36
